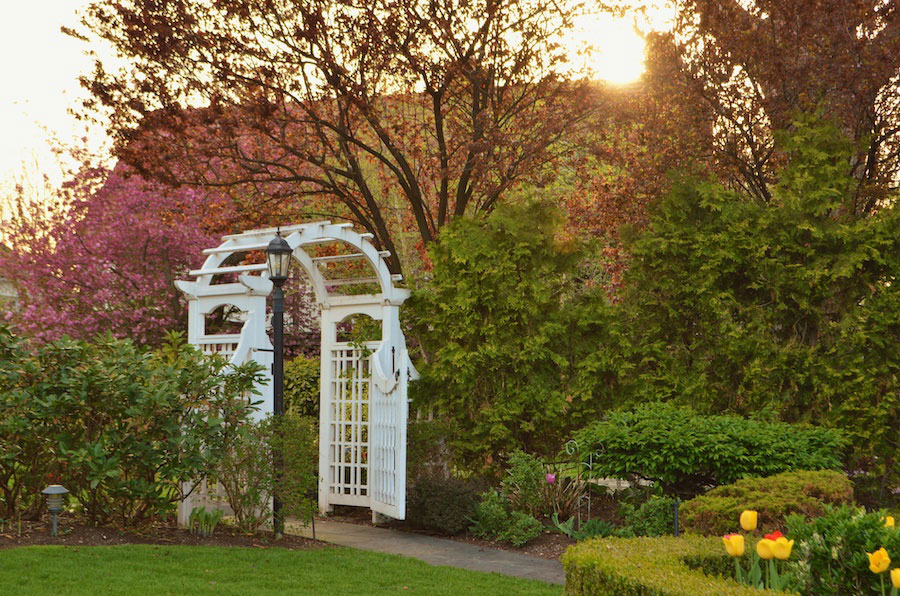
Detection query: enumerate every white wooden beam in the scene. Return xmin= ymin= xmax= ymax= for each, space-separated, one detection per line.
xmin=189 ymin=263 xmax=268 ymax=276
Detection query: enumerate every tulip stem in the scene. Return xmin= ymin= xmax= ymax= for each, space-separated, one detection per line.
xmin=879 ymin=574 xmax=885 ymax=596
xmin=770 ymin=560 xmax=780 ymax=592
xmin=734 ymin=559 xmax=743 ymax=585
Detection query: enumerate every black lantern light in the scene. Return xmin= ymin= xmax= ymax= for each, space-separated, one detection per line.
xmin=265 ymin=228 xmax=292 ymax=538
xmin=266 ymin=230 xmax=292 ymax=286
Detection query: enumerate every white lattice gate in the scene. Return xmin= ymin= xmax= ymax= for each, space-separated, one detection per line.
xmin=176 ymin=222 xmax=416 ymax=526
xmin=369 ymin=340 xmax=409 ymax=519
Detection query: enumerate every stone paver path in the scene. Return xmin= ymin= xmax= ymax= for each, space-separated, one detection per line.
xmin=286 ymin=518 xmax=565 ymax=585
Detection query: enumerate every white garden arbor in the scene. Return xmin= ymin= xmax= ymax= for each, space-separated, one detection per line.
xmin=174 ymin=221 xmax=416 ymax=527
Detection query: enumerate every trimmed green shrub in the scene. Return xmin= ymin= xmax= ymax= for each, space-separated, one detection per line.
xmin=619 ymin=495 xmax=676 ymax=537
xmin=784 ymin=505 xmax=900 ymax=595
xmin=680 ymin=470 xmax=854 ymax=536
xmin=283 ymin=356 xmax=320 ymax=417
xmin=562 ymin=535 xmax=794 ymax=595
xmin=570 ymin=403 xmax=845 ymax=497
xmin=406 ymin=476 xmax=480 ymax=536
xmin=470 ymin=490 xmax=543 ymax=547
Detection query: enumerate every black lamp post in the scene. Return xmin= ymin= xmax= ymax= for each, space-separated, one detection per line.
xmin=266 ymin=229 xmax=292 ymax=537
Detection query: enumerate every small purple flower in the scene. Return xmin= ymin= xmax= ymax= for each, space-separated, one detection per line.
xmin=545 ymin=473 xmax=556 ymax=485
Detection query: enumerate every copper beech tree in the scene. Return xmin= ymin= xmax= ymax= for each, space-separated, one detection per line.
xmin=646 ymin=0 xmax=900 ymax=213
xmin=73 ymin=0 xmax=599 ymax=274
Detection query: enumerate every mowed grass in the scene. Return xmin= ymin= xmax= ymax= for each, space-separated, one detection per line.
xmin=0 ymin=544 xmax=562 ymax=595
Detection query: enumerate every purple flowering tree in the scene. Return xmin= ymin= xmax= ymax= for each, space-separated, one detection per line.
xmin=0 ymin=164 xmax=231 ymax=346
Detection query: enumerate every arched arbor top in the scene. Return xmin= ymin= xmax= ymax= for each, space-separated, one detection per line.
xmin=177 ymin=221 xmax=408 ymax=307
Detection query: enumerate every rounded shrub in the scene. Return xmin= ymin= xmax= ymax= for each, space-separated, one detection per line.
xmin=406 ymin=476 xmax=480 ymax=535
xmin=679 ymin=469 xmax=854 ymax=536
xmin=569 ymin=403 xmax=846 ymax=498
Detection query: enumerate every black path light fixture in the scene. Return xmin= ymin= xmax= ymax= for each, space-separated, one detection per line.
xmin=266 ymin=228 xmax=292 ymax=538
xmin=41 ymin=484 xmax=69 ymax=536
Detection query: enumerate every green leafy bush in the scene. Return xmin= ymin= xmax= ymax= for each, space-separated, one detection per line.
xmin=283 ymin=357 xmax=320 ymax=418
xmin=619 ymin=495 xmax=676 ymax=537
xmin=500 ymin=511 xmax=544 ymax=547
xmin=0 ymin=330 xmax=262 ymax=525
xmin=500 ymin=450 xmax=584 ymax=519
xmin=501 ymin=451 xmax=546 ymax=516
xmin=406 ymin=419 xmax=454 ymax=482
xmin=406 ymin=476 xmax=480 ymax=536
xmin=408 ymin=200 xmax=614 ymax=472
xmin=216 ymin=413 xmax=318 ymax=534
xmin=0 ymin=325 xmax=48 ymax=520
xmin=551 ymin=513 xmax=617 ymax=541
xmin=680 ymin=470 xmax=854 ymax=536
xmin=784 ymin=505 xmax=900 ymax=595
xmin=189 ymin=507 xmax=224 ymax=537
xmin=570 ymin=403 xmax=845 ymax=497
xmin=613 ymin=117 xmax=900 ymax=504
xmin=271 ymin=414 xmax=319 ymax=528
xmin=562 ymin=535 xmax=792 ymax=595
xmin=469 ymin=490 xmax=542 ymax=547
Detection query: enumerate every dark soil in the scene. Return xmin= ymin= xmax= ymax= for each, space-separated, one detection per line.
xmin=3 ymin=490 xmax=624 ymax=562
xmin=0 ymin=514 xmax=322 ymax=551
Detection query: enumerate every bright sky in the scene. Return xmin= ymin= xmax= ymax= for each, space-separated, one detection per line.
xmin=0 ymin=2 xmax=661 ymax=191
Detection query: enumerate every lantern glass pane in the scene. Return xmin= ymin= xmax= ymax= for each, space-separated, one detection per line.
xmin=279 ymin=252 xmax=292 ymax=277
xmin=267 ymin=249 xmax=292 ymax=279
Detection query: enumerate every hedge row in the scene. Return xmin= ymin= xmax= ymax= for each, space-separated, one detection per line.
xmin=562 ymin=535 xmax=793 ymax=595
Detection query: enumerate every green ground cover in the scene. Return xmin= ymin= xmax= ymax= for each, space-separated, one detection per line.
xmin=0 ymin=544 xmax=561 ymax=595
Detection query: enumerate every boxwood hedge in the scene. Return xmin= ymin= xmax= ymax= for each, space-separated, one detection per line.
xmin=679 ymin=469 xmax=854 ymax=535
xmin=562 ymin=535 xmax=795 ymax=595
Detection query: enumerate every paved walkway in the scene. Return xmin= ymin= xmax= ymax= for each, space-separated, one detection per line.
xmin=286 ymin=518 xmax=565 ymax=585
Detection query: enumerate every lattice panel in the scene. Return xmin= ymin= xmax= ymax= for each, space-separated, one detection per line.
xmin=327 ymin=347 xmax=370 ymax=502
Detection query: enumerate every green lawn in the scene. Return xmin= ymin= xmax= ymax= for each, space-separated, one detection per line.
xmin=0 ymin=544 xmax=561 ymax=595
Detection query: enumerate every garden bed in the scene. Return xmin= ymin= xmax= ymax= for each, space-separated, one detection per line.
xmin=0 ymin=513 xmax=320 ymax=551
xmin=325 ymin=504 xmax=579 ymax=559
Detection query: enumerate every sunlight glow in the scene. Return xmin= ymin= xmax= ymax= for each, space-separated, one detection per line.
xmin=0 ymin=2 xmax=675 ymax=187
xmin=570 ymin=13 xmax=648 ymax=85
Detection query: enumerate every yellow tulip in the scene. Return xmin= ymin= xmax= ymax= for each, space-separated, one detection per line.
xmin=740 ymin=510 xmax=758 ymax=532
xmin=773 ymin=536 xmax=794 ymax=560
xmin=723 ymin=534 xmax=745 ymax=557
xmin=892 ymin=568 xmax=900 ymax=589
xmin=868 ymin=547 xmax=891 ymax=574
xmin=885 ymin=515 xmax=895 ymax=529
xmin=757 ymin=538 xmax=775 ymax=560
